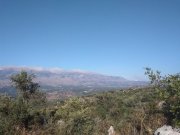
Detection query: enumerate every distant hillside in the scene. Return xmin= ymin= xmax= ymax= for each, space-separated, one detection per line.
xmin=0 ymin=66 xmax=147 ymax=96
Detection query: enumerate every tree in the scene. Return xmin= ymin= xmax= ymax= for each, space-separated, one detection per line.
xmin=11 ymin=71 xmax=45 ymax=103
xmin=145 ymin=68 xmax=180 ymax=127
xmin=9 ymin=71 xmax=46 ymax=130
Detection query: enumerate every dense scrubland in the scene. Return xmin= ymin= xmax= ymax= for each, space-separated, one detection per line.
xmin=0 ymin=68 xmax=179 ymax=135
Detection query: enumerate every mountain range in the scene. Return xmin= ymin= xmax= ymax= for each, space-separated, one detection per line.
xmin=0 ymin=66 xmax=147 ymax=96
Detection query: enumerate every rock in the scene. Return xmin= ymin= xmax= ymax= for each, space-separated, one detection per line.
xmin=154 ymin=125 xmax=180 ymax=135
xmin=157 ymin=101 xmax=166 ymax=110
xmin=57 ymin=120 xmax=65 ymax=126
xmin=108 ymin=126 xmax=115 ymax=135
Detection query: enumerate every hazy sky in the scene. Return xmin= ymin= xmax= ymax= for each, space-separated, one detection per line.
xmin=0 ymin=0 xmax=180 ymax=80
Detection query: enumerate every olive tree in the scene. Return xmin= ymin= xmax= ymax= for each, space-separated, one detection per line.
xmin=11 ymin=71 xmax=45 ymax=103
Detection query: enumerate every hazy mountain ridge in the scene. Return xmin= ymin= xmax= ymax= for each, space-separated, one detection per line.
xmin=0 ymin=66 xmax=147 ymax=95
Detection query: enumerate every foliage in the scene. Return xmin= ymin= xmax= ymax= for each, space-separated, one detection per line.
xmin=11 ymin=71 xmax=46 ymax=103
xmin=2 ymin=70 xmax=178 ymax=134
xmin=52 ymin=88 xmax=166 ymax=135
xmin=145 ymin=67 xmax=180 ymax=127
xmin=0 ymin=86 xmax=166 ymax=135
xmin=0 ymin=71 xmax=47 ymax=135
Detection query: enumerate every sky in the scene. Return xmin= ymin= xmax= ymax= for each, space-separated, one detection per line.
xmin=0 ymin=0 xmax=180 ymax=80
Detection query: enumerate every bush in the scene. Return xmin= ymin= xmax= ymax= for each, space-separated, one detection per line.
xmin=145 ymin=68 xmax=180 ymax=127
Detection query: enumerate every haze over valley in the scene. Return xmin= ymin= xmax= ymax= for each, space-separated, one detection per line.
xmin=0 ymin=66 xmax=146 ymax=99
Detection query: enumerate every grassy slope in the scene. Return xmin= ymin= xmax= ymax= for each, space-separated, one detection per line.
xmin=51 ymin=87 xmax=166 ymax=135
xmin=0 ymin=87 xmax=167 ymax=135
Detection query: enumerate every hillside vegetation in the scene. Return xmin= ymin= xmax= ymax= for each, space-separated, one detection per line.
xmin=0 ymin=69 xmax=179 ymax=135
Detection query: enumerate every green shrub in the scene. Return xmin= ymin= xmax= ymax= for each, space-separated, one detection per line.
xmin=145 ymin=68 xmax=180 ymax=127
